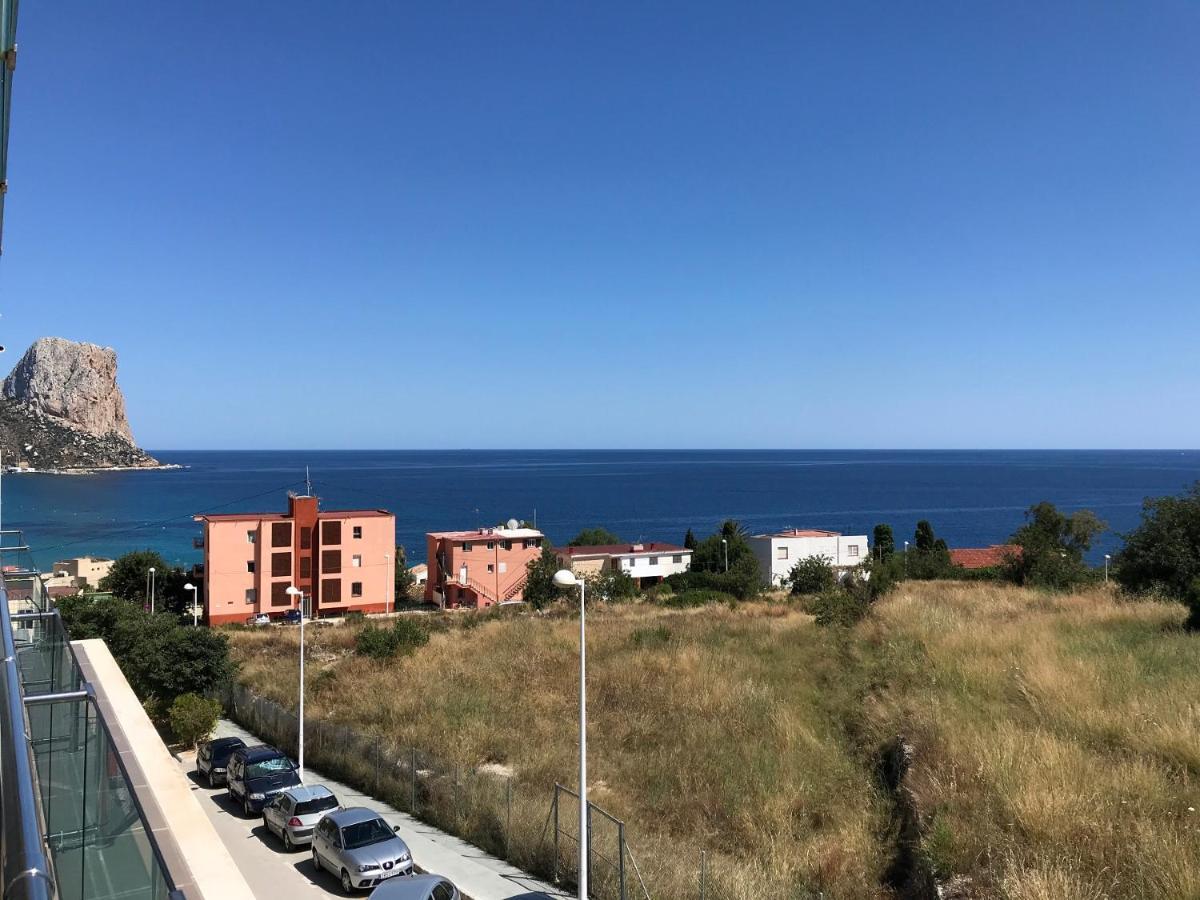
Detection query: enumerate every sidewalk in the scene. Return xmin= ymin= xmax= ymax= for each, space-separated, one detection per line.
xmin=203 ymin=718 xmax=570 ymax=900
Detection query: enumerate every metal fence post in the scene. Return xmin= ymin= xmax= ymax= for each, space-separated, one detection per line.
xmin=374 ymin=743 xmax=381 ymax=795
xmin=618 ymin=820 xmax=627 ymax=900
xmin=586 ymin=801 xmax=593 ymax=896
xmin=454 ymin=764 xmax=460 ymax=830
xmin=505 ymin=778 xmax=513 ymax=860
xmin=700 ymin=849 xmax=706 ymax=900
xmin=411 ymin=747 xmax=418 ymax=814
xmin=553 ymin=785 xmax=560 ymax=884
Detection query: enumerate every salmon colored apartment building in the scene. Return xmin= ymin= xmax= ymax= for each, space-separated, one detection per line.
xmin=195 ymin=494 xmax=396 ymax=625
xmin=424 ymin=522 xmax=544 ymax=608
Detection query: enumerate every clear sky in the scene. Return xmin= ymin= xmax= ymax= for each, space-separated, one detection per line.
xmin=2 ymin=2 xmax=1197 ymax=449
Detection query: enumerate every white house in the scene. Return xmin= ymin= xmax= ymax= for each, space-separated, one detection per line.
xmin=748 ymin=529 xmax=869 ymax=587
xmin=555 ymin=542 xmax=692 ymax=588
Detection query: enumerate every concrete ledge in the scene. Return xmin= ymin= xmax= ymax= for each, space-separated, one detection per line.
xmin=73 ymin=639 xmax=255 ymax=900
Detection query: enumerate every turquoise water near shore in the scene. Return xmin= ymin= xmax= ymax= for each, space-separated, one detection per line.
xmin=4 ymin=449 xmax=1199 ymax=570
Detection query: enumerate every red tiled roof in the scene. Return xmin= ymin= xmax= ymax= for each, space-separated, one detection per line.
xmin=558 ymin=542 xmax=688 ymax=557
xmin=949 ymin=545 xmax=1020 ymax=569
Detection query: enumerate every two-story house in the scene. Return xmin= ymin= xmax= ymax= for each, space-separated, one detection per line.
xmin=555 ymin=542 xmax=692 ymax=588
xmin=424 ymin=521 xmax=544 ymax=608
xmin=748 ymin=528 xmax=869 ymax=587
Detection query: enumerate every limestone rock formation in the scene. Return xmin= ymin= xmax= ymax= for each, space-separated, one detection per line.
xmin=3 ymin=337 xmax=134 ymax=441
xmin=0 ymin=337 xmax=160 ymax=470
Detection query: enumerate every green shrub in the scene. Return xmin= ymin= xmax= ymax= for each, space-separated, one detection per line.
xmin=168 ymin=692 xmax=221 ymax=747
xmin=664 ymin=589 xmax=737 ymax=608
xmin=356 ymin=618 xmax=430 ymax=659
xmin=788 ymin=555 xmax=836 ymax=595
xmin=391 ymin=616 xmax=431 ymax=653
xmin=630 ymin=625 xmax=672 ymax=648
xmin=345 ymin=610 xmax=365 ymax=623
xmin=645 ymin=581 xmax=674 ymax=600
xmin=804 ymin=590 xmax=869 ymax=627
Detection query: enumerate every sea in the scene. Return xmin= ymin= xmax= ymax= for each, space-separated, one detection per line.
xmin=4 ymin=449 xmax=1199 ymax=571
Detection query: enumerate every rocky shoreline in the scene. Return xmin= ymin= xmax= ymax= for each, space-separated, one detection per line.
xmin=4 ymin=463 xmax=184 ymax=476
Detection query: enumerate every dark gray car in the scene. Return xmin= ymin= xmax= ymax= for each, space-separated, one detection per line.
xmin=368 ymin=874 xmax=460 ymax=900
xmin=311 ymin=807 xmax=413 ymax=892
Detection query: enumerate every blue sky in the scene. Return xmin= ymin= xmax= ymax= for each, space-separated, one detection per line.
xmin=2 ymin=2 xmax=1197 ymax=449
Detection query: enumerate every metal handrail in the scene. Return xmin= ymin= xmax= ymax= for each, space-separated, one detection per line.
xmin=0 ymin=580 xmax=56 ymax=900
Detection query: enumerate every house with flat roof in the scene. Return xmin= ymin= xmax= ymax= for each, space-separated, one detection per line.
xmin=51 ymin=555 xmax=114 ymax=590
xmin=194 ymin=494 xmax=396 ymax=625
xmin=748 ymin=528 xmax=869 ymax=587
xmin=556 ymin=542 xmax=692 ymax=588
xmin=425 ymin=522 xmax=544 ymax=608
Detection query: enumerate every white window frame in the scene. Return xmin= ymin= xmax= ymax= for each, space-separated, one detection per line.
xmin=351 ymin=554 xmax=362 ymax=568
xmin=777 ymin=546 xmax=789 ymax=560
xmin=245 ymin=588 xmax=256 ymax=605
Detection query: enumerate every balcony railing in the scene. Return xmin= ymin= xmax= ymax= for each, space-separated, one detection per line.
xmin=1 ymin=530 xmax=186 ymax=900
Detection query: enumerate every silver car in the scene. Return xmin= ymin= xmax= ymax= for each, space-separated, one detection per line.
xmin=262 ymin=784 xmax=340 ymax=851
xmin=368 ymin=874 xmax=460 ymax=900
xmin=311 ymin=807 xmax=414 ymax=893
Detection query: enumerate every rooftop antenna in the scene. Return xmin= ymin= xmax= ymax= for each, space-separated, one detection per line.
xmin=305 ymin=466 xmax=312 ymax=497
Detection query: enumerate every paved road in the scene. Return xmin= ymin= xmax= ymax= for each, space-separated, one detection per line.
xmin=179 ymin=719 xmax=569 ymax=900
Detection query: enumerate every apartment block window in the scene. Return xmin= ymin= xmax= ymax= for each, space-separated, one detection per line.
xmin=300 ymin=557 xmax=312 ymax=579
xmin=351 ymin=582 xmax=363 ymax=598
xmin=300 ymin=527 xmax=312 ymax=550
xmin=322 ymin=550 xmax=342 ymax=574
xmin=246 ymin=560 xmax=256 ymax=574
xmin=673 ymin=555 xmax=683 ymax=564
xmin=245 ymin=589 xmax=256 ymax=605
xmin=462 ymin=542 xmax=472 ymax=552
xmin=649 ymin=557 xmax=659 ymax=565
xmin=270 ymin=582 xmax=290 ymax=607
xmin=272 ymin=522 xmax=292 ymax=548
xmin=322 ymin=520 xmax=342 ymax=545
xmin=487 ymin=564 xmax=494 ymax=574
xmin=627 ymin=557 xmax=636 ymax=567
xmin=351 ymin=554 xmax=362 ymax=568
xmin=486 ymin=542 xmax=494 ymax=550
xmin=847 ymin=545 xmax=860 ymax=558
xmin=246 ymin=530 xmax=256 ymax=544
xmin=272 ymin=552 xmax=292 ymax=578
xmin=322 ymin=578 xmax=341 ymax=604
xmin=777 ymin=546 xmax=789 ymax=560
xmin=500 ymin=540 xmax=512 ymax=550
xmin=352 ymin=526 xmax=362 ymax=540
xmin=499 ymin=562 xmax=507 ymax=574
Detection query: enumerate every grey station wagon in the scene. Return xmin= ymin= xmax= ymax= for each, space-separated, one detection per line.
xmin=311 ymin=807 xmax=413 ymax=892
xmin=262 ymin=784 xmax=339 ymax=851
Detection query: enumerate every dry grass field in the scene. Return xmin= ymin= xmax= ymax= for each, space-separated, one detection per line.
xmin=225 ymin=582 xmax=1200 ymax=900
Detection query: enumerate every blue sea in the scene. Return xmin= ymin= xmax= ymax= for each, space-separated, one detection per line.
xmin=4 ymin=450 xmax=1199 ymax=571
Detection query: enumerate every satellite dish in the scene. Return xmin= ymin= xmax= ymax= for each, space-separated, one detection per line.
xmin=506 ymin=518 xmax=520 ymax=530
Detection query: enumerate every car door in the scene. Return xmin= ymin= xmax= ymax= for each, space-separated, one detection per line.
xmin=264 ymin=795 xmax=284 ymax=833
xmin=197 ymin=744 xmax=210 ymax=774
xmin=314 ymin=819 xmax=333 ymax=868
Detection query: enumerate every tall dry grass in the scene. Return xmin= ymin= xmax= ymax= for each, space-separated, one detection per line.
xmin=228 ymin=604 xmax=891 ymax=900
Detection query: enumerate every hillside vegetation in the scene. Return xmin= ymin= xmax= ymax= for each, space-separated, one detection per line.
xmin=226 ymin=583 xmax=1200 ymax=899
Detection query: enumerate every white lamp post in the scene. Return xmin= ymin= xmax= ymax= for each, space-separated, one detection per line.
xmin=148 ymin=567 xmax=156 ymax=614
xmin=184 ymin=582 xmax=199 ymax=627
xmin=553 ymin=568 xmax=587 ymax=900
xmin=903 ymin=541 xmax=909 ymax=576
xmin=721 ymin=538 xmax=728 ymax=573
xmin=1104 ymin=554 xmax=1111 ymax=583
xmin=286 ymin=585 xmax=307 ymax=782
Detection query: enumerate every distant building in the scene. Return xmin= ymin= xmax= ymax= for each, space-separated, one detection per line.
xmin=425 ymin=522 xmax=544 ymax=608
xmin=194 ymin=495 xmax=396 ymax=626
xmin=51 ymin=555 xmax=114 ymax=590
xmin=948 ymin=544 xmax=1019 ymax=570
xmin=556 ymin=542 xmax=692 ymax=588
xmin=409 ymin=563 xmax=428 ymax=586
xmin=748 ymin=529 xmax=869 ymax=587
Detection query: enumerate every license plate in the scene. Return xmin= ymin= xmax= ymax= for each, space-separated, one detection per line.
xmin=380 ymin=869 xmax=400 ymax=879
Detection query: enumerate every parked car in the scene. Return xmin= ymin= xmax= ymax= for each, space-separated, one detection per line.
xmin=311 ymin=807 xmax=413 ymax=893
xmin=195 ymin=736 xmax=246 ymax=787
xmin=247 ymin=613 xmax=271 ymax=626
xmin=227 ymin=745 xmax=301 ymax=816
xmin=283 ymin=608 xmax=303 ymax=624
xmin=368 ymin=874 xmax=459 ymax=900
xmin=262 ymin=784 xmax=340 ymax=851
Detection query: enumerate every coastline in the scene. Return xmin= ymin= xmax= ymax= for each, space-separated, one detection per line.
xmin=4 ymin=463 xmax=185 ymax=476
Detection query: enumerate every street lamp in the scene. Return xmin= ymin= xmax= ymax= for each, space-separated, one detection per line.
xmin=903 ymin=542 xmax=909 ymax=576
xmin=148 ymin=567 xmax=156 ymax=614
xmin=1105 ymin=554 xmax=1111 ymax=583
xmin=286 ymin=585 xmax=307 ymax=783
xmin=552 ymin=568 xmax=588 ymax=900
xmin=721 ymin=538 xmax=728 ymax=573
xmin=184 ymin=582 xmax=199 ymax=627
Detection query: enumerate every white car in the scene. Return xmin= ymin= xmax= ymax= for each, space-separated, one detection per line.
xmin=246 ymin=613 xmax=271 ymax=626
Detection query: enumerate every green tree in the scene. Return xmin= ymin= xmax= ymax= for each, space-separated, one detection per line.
xmin=683 ymin=528 xmax=697 ymax=550
xmin=120 ymin=621 xmax=233 ymax=705
xmin=523 ymin=544 xmax=565 ymax=609
xmin=905 ymin=520 xmax=954 ymax=579
xmin=670 ymin=520 xmax=763 ymax=600
xmin=1115 ymin=483 xmax=1200 ymax=625
xmin=569 ymin=527 xmax=623 ymax=547
xmin=168 ymin=693 xmax=221 ymax=747
xmin=99 ymin=550 xmax=189 ymax=615
xmin=914 ymin=521 xmax=937 ymax=553
xmin=788 ymin=555 xmax=836 ymax=595
xmin=1005 ymin=501 xmax=1106 ymax=590
xmin=873 ymin=524 xmax=895 ymax=560
xmin=585 ymin=568 xmax=639 ymax=602
xmin=394 ymin=545 xmax=416 ymax=601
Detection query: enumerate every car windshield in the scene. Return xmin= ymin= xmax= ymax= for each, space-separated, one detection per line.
xmin=246 ymin=757 xmax=294 ymax=779
xmin=295 ymin=795 xmax=338 ymax=816
xmin=340 ymin=818 xmax=394 ymax=850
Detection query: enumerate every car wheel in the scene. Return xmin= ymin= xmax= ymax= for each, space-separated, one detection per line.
xmin=283 ymin=830 xmax=294 ymax=852
xmin=206 ymin=771 xmax=215 ymax=788
xmin=312 ymin=848 xmax=322 ymax=873
xmin=244 ymin=798 xmax=253 ymax=817
xmin=340 ymin=869 xmax=353 ymax=894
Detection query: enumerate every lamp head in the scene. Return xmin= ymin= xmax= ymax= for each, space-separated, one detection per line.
xmin=552 ymin=569 xmax=578 ymax=588
xmin=148 ymin=567 xmax=155 ymax=573
xmin=286 ymin=586 xmax=302 ymax=596
xmin=184 ymin=582 xmax=195 ymax=591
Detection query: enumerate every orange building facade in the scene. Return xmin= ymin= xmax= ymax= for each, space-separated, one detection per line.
xmin=424 ymin=524 xmax=544 ymax=608
xmin=195 ymin=495 xmax=396 ymax=626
